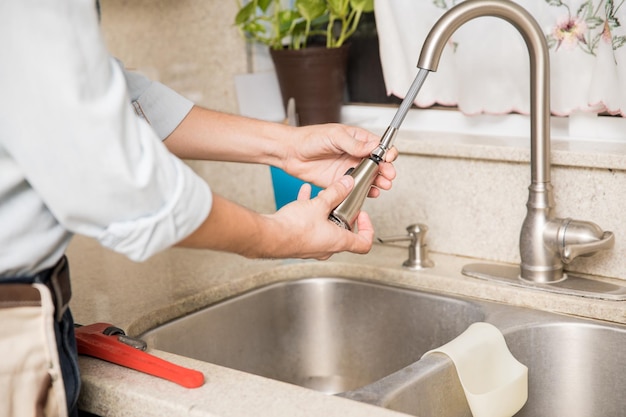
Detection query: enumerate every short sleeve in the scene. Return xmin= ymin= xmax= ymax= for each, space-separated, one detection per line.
xmin=122 ymin=68 xmax=194 ymax=140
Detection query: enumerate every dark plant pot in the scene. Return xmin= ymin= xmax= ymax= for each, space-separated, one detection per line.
xmin=270 ymin=45 xmax=350 ymax=126
xmin=347 ymin=35 xmax=401 ymax=104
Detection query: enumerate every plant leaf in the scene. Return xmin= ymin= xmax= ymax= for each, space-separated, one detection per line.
xmin=349 ymin=0 xmax=374 ymax=13
xmin=327 ymin=0 xmax=349 ymax=17
xmin=296 ymin=0 xmax=328 ymax=21
xmin=278 ymin=9 xmax=303 ymax=37
xmin=234 ymin=2 xmax=256 ymax=25
xmin=257 ymin=0 xmax=273 ymax=12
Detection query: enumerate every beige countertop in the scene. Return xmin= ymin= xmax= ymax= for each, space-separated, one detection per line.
xmin=67 ymin=235 xmax=626 ymax=416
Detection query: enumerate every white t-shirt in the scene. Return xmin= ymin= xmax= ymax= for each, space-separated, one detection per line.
xmin=0 ymin=0 xmax=213 ymax=276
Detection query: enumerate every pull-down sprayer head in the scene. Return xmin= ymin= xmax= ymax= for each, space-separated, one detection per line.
xmin=328 ymin=69 xmax=430 ymax=230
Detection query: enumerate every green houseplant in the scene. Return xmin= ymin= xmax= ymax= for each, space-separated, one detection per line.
xmin=234 ymin=0 xmax=374 ymax=126
xmin=235 ymin=0 xmax=374 ymax=50
xmin=235 ymin=0 xmax=374 ymax=210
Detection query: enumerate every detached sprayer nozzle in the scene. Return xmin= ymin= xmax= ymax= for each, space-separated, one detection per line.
xmin=329 ymin=156 xmax=383 ymax=230
xmin=328 ymin=68 xmax=431 ymax=230
xmin=328 ymin=127 xmax=396 ymax=230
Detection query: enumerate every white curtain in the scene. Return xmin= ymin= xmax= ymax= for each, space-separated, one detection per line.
xmin=375 ymin=0 xmax=626 ymax=116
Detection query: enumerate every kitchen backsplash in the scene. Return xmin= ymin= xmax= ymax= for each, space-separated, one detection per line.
xmin=364 ymin=130 xmax=626 ymax=282
xmin=99 ymin=1 xmax=625 ymax=282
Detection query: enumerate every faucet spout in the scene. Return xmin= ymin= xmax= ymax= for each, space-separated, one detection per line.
xmin=417 ymin=0 xmax=550 ymax=186
xmin=417 ymin=0 xmax=613 ymax=283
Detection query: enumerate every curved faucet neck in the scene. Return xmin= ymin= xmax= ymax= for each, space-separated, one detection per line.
xmin=417 ymin=0 xmax=551 ymax=185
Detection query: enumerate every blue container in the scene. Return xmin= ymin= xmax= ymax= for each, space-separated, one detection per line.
xmin=270 ymin=167 xmax=322 ymax=209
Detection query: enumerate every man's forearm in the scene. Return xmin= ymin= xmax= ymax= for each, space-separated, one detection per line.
xmin=164 ymin=106 xmax=292 ymax=168
xmin=174 ymin=194 xmax=272 ymax=258
xmin=174 ymin=176 xmax=374 ymax=260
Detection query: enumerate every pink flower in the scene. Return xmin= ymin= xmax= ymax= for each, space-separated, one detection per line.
xmin=552 ymin=15 xmax=587 ymax=50
xmin=601 ymin=20 xmax=613 ymax=43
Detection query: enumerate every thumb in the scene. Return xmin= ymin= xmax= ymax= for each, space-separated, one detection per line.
xmin=316 ymin=175 xmax=354 ymax=209
xmin=297 ymin=183 xmax=312 ymax=201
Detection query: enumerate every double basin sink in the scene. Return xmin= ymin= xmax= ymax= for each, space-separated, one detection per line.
xmin=141 ymin=276 xmax=626 ymax=417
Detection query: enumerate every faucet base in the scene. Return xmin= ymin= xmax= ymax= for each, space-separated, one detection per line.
xmin=462 ymin=263 xmax=626 ymax=301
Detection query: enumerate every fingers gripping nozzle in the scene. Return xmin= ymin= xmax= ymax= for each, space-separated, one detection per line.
xmin=329 ymin=127 xmax=397 ymax=230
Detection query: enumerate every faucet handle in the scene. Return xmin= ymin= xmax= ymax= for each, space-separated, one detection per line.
xmin=557 ymin=218 xmax=616 ymax=264
xmin=378 ymin=224 xmax=434 ymax=270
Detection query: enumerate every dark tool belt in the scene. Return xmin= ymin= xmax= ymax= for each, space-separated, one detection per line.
xmin=0 ymin=255 xmax=72 ymax=322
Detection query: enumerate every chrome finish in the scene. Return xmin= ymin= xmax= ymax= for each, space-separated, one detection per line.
xmin=329 ymin=157 xmax=380 ymax=230
xmin=555 ymin=218 xmax=615 ymax=263
xmin=462 ymin=263 xmax=626 ymax=300
xmin=141 ymin=277 xmax=485 ymax=394
xmin=415 ymin=0 xmax=615 ymax=286
xmin=329 ymin=68 xmax=430 ymax=230
xmin=378 ymin=224 xmax=434 ymax=270
xmin=371 ymin=126 xmax=398 ymax=160
xmin=366 ymin=319 xmax=626 ymax=417
xmin=117 ymin=334 xmax=148 ymax=351
xmin=141 ymin=276 xmax=626 ymax=415
xmin=330 ymin=126 xmax=398 ymax=230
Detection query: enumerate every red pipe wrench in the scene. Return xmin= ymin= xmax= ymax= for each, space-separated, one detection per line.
xmin=75 ymin=322 xmax=204 ymax=388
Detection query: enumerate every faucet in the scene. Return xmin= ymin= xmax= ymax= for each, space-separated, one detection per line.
xmin=416 ymin=0 xmax=614 ymax=284
xmin=331 ymin=0 xmax=618 ymax=295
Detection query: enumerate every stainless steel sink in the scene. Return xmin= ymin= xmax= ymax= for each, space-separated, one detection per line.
xmin=349 ymin=311 xmax=626 ymax=417
xmin=141 ymin=276 xmax=626 ymax=416
xmin=141 ymin=277 xmax=485 ymax=393
xmin=507 ymin=322 xmax=626 ymax=416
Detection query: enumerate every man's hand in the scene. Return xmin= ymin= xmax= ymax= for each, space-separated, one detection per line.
xmin=281 ymin=123 xmax=397 ymax=198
